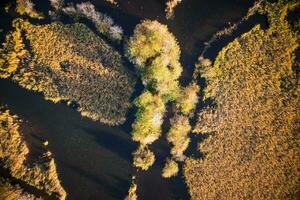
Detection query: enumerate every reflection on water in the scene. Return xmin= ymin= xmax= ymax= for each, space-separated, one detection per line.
xmin=0 ymin=0 xmax=256 ymax=199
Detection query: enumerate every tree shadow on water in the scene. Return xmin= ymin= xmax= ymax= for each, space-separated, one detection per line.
xmin=59 ymin=161 xmax=127 ymax=200
xmin=79 ymin=126 xmax=137 ymax=162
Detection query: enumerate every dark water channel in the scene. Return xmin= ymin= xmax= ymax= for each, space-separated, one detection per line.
xmin=0 ymin=0 xmax=257 ymax=199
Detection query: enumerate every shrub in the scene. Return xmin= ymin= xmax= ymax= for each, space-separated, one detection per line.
xmin=176 ymin=82 xmax=200 ymax=115
xmin=49 ymin=0 xmax=65 ymax=11
xmin=126 ymin=20 xmax=182 ymax=100
xmin=127 ymin=20 xmax=185 ymax=172
xmin=167 ymin=114 xmax=191 ymax=160
xmin=193 ymin=56 xmax=212 ymax=79
xmin=124 ymin=181 xmax=137 ymax=200
xmin=132 ymin=91 xmax=166 ymax=145
xmin=104 ymin=0 xmax=118 ymax=6
xmin=133 ymin=146 xmax=155 ymax=170
xmin=16 ymin=0 xmax=44 ymax=19
xmin=165 ymin=0 xmax=182 ymax=19
xmin=162 ymin=158 xmax=179 ymax=178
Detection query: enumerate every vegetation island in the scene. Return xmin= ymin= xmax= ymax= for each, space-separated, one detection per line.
xmin=0 ymin=2 xmax=135 ymax=125
xmin=185 ymin=0 xmax=300 ymax=199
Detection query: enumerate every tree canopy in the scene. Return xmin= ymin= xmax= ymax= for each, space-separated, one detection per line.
xmin=126 ymin=20 xmax=182 ymax=101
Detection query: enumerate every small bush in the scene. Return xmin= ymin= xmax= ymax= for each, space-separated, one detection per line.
xmin=162 ymin=158 xmax=179 ymax=178
xmin=132 ymin=91 xmax=166 ymax=145
xmin=176 ymin=82 xmax=200 ymax=115
xmin=165 ymin=0 xmax=182 ymax=19
xmin=133 ymin=146 xmax=155 ymax=170
xmin=49 ymin=0 xmax=65 ymax=11
xmin=124 ymin=181 xmax=137 ymax=200
xmin=167 ymin=114 xmax=191 ymax=160
xmin=16 ymin=0 xmax=44 ymax=19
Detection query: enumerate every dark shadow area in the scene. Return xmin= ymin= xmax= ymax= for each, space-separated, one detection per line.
xmin=287 ymin=6 xmax=300 ymax=29
xmin=59 ymin=161 xmax=128 ymax=200
xmin=136 ymin=164 xmax=190 ymax=200
xmin=80 ymin=126 xmax=136 ymax=161
xmin=11 ymin=119 xmax=49 ymax=166
xmin=0 ymin=1 xmax=14 ymax=44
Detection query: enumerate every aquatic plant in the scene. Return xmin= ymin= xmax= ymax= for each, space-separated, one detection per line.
xmin=132 ymin=146 xmax=155 ymax=171
xmin=0 ymin=19 xmax=135 ymax=125
xmin=162 ymin=158 xmax=179 ymax=178
xmin=104 ymin=0 xmax=118 ymax=6
xmin=0 ymin=109 xmax=66 ymax=199
xmin=15 ymin=0 xmax=44 ymax=19
xmin=62 ymin=1 xmax=123 ymax=41
xmin=124 ymin=178 xmax=137 ymax=200
xmin=165 ymin=0 xmax=182 ymax=19
xmin=176 ymin=81 xmax=200 ymax=115
xmin=49 ymin=0 xmax=65 ymax=11
xmin=167 ymin=114 xmax=191 ymax=161
xmin=185 ymin=0 xmax=300 ymax=199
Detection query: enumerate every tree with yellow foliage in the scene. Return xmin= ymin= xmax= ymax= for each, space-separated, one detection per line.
xmin=126 ymin=20 xmax=182 ymax=101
